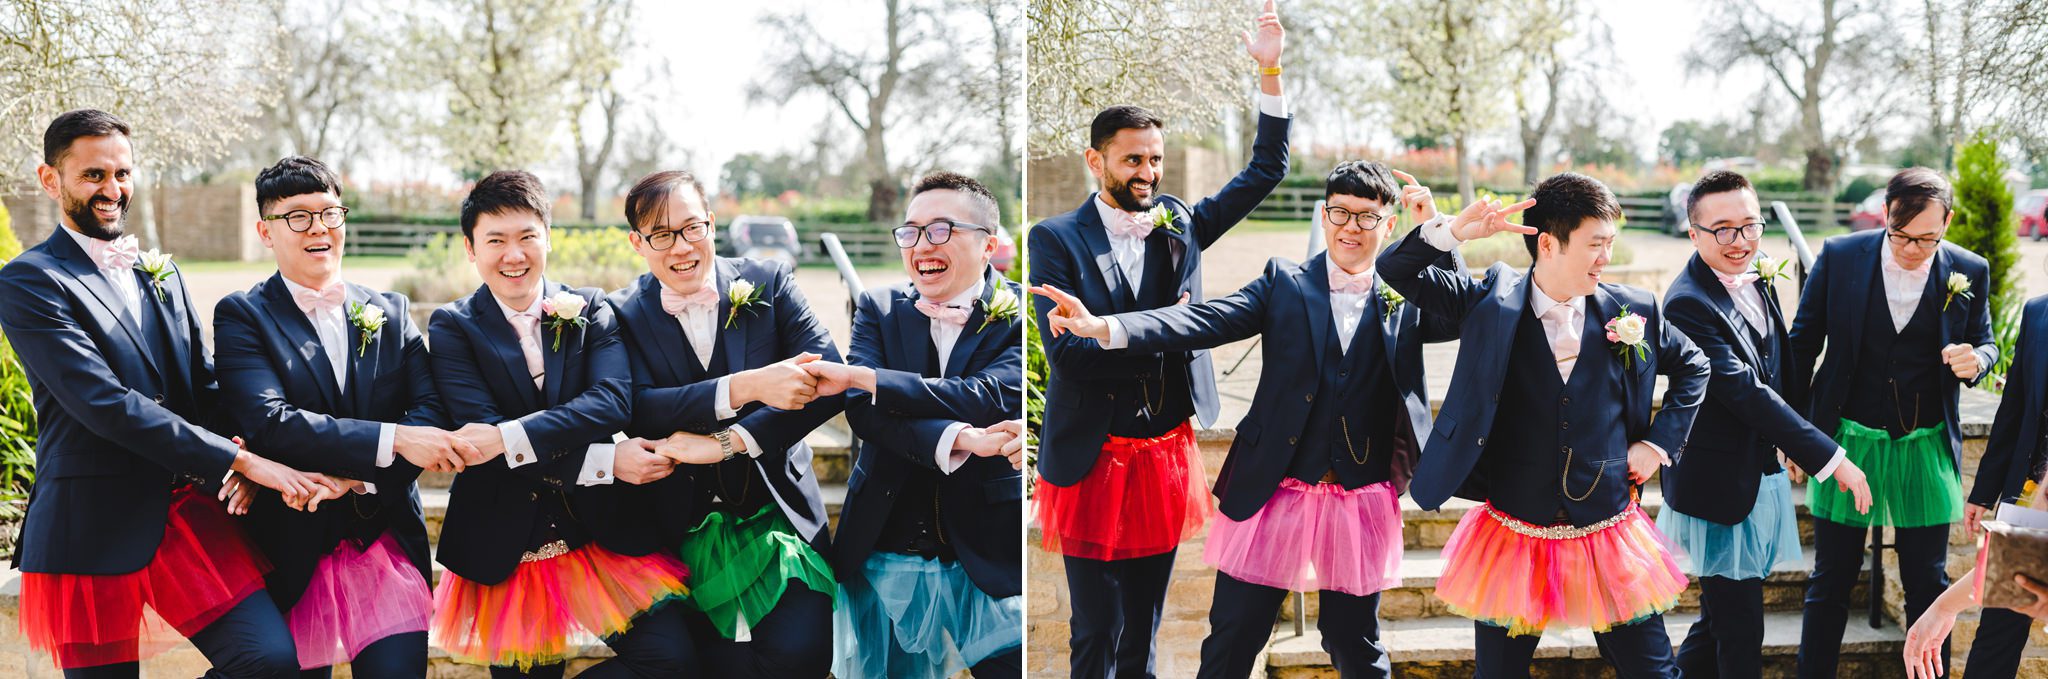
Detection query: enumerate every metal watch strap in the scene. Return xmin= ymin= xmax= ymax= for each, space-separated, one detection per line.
xmin=712 ymin=429 xmax=739 ymax=460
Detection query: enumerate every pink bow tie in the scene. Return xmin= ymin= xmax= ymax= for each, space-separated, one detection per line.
xmin=87 ymin=234 xmax=138 ymax=272
xmin=1106 ymin=210 xmax=1156 ymax=240
xmin=1329 ymin=268 xmax=1375 ymax=295
xmin=915 ymin=299 xmax=971 ymax=326
xmin=293 ymin=283 xmax=346 ymax=314
xmin=1881 ymin=254 xmax=1930 ymax=283
xmin=1714 ymin=270 xmax=1759 ymax=292
xmin=660 ymin=284 xmax=719 ymax=317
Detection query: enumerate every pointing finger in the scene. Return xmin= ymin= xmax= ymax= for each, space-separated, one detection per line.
xmin=1264 ymin=0 xmax=1276 ymax=14
xmin=1391 ymin=169 xmax=1418 ymax=186
xmin=1499 ymin=198 xmax=1539 ymax=215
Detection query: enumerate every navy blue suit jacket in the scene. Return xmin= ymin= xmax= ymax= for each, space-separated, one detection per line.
xmin=213 ymin=273 xmax=442 ymax=609
xmin=1970 ymin=294 xmax=2048 ymax=507
xmin=1660 ymin=255 xmax=1837 ymax=525
xmin=1111 ymin=254 xmax=1462 ymax=520
xmin=1789 ymin=229 xmax=1997 ymax=469
xmin=607 ymin=258 xmax=841 ymax=549
xmin=428 ymin=281 xmax=631 ymax=584
xmin=1376 ymin=227 xmax=1711 ymax=513
xmin=832 ymin=269 xmax=1023 ymax=598
xmin=1029 ymin=112 xmax=1290 ymax=487
xmin=0 ymin=229 xmax=241 ymax=574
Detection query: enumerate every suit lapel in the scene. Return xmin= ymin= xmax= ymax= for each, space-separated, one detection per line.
xmin=895 ymin=291 xmax=932 ymax=377
xmin=634 ymin=276 xmax=695 ymax=384
xmin=945 ymin=272 xmax=1007 ymax=377
xmin=1930 ymin=246 xmax=1956 ymax=346
xmin=1690 ymin=256 xmax=1763 ymax=367
xmin=1075 ymin=196 xmax=1128 ymax=311
xmin=50 ymin=232 xmax=161 ymax=382
xmin=1840 ymin=234 xmax=1881 ymax=364
xmin=259 ymin=275 xmax=344 ymax=408
xmin=540 ymin=282 xmax=569 ymax=406
xmin=469 ymin=285 xmax=543 ymax=412
xmin=1578 ymin=287 xmax=1620 ymax=389
xmin=1298 ymin=256 xmax=1337 ymax=362
xmin=344 ymin=284 xmax=381 ymax=416
xmin=718 ymin=259 xmax=749 ymax=377
xmin=1377 ymin=272 xmax=1403 ymax=381
xmin=148 ymin=271 xmax=191 ymax=389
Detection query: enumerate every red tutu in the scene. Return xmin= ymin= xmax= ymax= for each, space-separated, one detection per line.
xmin=1035 ymin=423 xmax=1211 ymax=560
xmin=18 ymin=486 xmax=271 ymax=669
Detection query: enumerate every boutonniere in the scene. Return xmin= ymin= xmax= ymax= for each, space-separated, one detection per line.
xmin=1604 ymin=305 xmax=1650 ymax=369
xmin=725 ymin=278 xmax=766 ymax=329
xmin=1753 ymin=255 xmax=1791 ymax=284
xmin=135 ymin=249 xmax=175 ymax=302
xmin=978 ymin=287 xmax=1020 ymax=333
xmin=1147 ymin=205 xmax=1183 ymax=235
xmin=539 ymin=291 xmax=588 ymax=351
xmin=1943 ymin=272 xmax=1972 ymax=311
xmin=345 ymin=301 xmax=385 ymax=357
xmin=1377 ymin=283 xmax=1406 ymax=315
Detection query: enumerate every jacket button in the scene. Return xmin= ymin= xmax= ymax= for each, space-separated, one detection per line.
xmin=1560 ymin=421 xmax=1569 ymax=430
xmin=153 ymin=394 xmax=164 ymax=404
xmin=529 ymin=492 xmax=539 ymax=501
xmin=1339 ymin=371 xmax=1348 ymax=379
xmin=1107 ymin=393 xmax=1115 ymax=401
xmin=1563 ymin=446 xmax=1572 ymax=454
xmin=1304 ymin=393 xmax=1314 ymax=403
xmin=1287 ymin=436 xmax=1298 ymax=445
xmin=1561 ymin=397 xmax=1570 ymax=406
xmin=1477 ymin=436 xmax=1487 ymax=446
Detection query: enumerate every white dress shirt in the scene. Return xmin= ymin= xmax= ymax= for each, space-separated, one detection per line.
xmin=1878 ymin=244 xmax=1931 ymax=333
xmin=63 ymin=226 xmax=141 ymax=325
xmin=1328 ymin=255 xmax=1374 ymax=355
xmin=1725 ymin=278 xmax=1768 ymax=338
xmin=279 ymin=276 xmax=398 ymax=493
xmin=492 ymin=290 xmax=615 ymax=486
xmin=898 ymin=281 xmax=986 ymax=474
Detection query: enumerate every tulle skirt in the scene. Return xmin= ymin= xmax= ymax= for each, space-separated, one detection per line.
xmin=1203 ymin=478 xmax=1403 ymax=596
xmin=285 ymin=533 xmax=432 ymax=669
xmin=1809 ymin=419 xmax=1963 ymax=528
xmin=430 ymin=544 xmax=690 ymax=670
xmin=1034 ymin=423 xmax=1211 ymax=560
xmin=18 ymin=485 xmax=270 ymax=669
xmin=1658 ymin=471 xmax=1805 ymax=580
xmin=676 ymin=504 xmax=837 ymax=640
xmin=1434 ymin=502 xmax=1686 ymax=636
xmin=830 ymin=552 xmax=1023 ymax=679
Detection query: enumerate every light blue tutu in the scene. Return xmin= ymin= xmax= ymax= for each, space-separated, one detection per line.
xmin=1657 ymin=471 xmax=1804 ymax=580
xmin=831 ymin=552 xmax=1023 ymax=679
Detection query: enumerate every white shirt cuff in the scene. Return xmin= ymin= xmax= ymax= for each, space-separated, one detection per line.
xmin=1417 ymin=214 xmax=1460 ymax=250
xmin=1812 ymin=448 xmax=1847 ymax=483
xmin=578 ymin=443 xmax=617 ymax=485
xmin=375 ymin=424 xmax=396 ymax=468
xmin=716 ymin=375 xmax=740 ymax=419
xmin=1641 ymin=441 xmax=1668 ymax=464
xmin=730 ymin=425 xmax=765 ymax=459
xmin=1100 ymin=317 xmax=1131 ymax=350
xmin=357 ymin=482 xmax=376 ymax=495
xmin=935 ymin=422 xmax=972 ymax=474
xmin=1256 ymin=92 xmax=1289 ymax=119
xmin=500 ymin=420 xmax=537 ymax=468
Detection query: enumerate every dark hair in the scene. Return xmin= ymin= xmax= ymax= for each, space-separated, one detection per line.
xmin=1685 ymin=170 xmax=1754 ymax=222
xmin=910 ymin=171 xmax=1001 ymax=230
xmin=1325 ymin=160 xmax=1400 ymax=205
xmin=1089 ymin=105 xmax=1165 ymax=151
xmin=254 ymin=156 xmax=343 ymax=213
xmin=43 ymin=109 xmax=132 ymax=166
xmin=460 ymin=170 xmax=551 ymax=241
xmin=1522 ymin=172 xmax=1623 ymax=258
xmin=1885 ymin=167 xmax=1953 ymax=231
xmin=623 ymin=170 xmax=710 ymax=233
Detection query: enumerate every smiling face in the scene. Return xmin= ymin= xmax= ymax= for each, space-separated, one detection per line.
xmin=258 ymin=191 xmax=345 ymax=289
xmin=465 ymin=210 xmax=550 ymax=310
xmin=629 ymin=186 xmax=717 ymax=295
xmin=1536 ymin=218 xmax=1617 ymax=299
xmin=39 ymin=134 xmax=134 ymax=240
xmin=1085 ymin=127 xmax=1166 ymax=212
xmin=901 ymin=188 xmax=997 ymax=300
xmin=1323 ymin=193 xmax=1392 ymax=274
xmin=1687 ymin=187 xmax=1762 ymax=276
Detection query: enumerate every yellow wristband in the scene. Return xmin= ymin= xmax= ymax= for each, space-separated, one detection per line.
xmin=1258 ymin=65 xmax=1282 ymax=76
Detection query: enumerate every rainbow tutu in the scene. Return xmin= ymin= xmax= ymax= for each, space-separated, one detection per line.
xmin=286 ymin=533 xmax=432 ymax=670
xmin=430 ymin=544 xmax=690 ymax=670
xmin=1034 ymin=423 xmax=1211 ymax=560
xmin=1435 ymin=503 xmax=1685 ymax=636
xmin=1203 ymin=478 xmax=1403 ymax=596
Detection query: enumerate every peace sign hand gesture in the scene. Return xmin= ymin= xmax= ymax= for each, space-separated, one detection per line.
xmin=1390 ymin=169 xmax=1436 ymax=224
xmin=1447 ymin=196 xmax=1539 ymax=243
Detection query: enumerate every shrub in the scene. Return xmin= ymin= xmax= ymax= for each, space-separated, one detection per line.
xmin=390 ymin=227 xmax=646 ymax=305
xmin=1950 ymin=133 xmax=2024 ymax=388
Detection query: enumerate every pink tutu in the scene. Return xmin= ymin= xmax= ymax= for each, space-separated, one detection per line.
xmin=1203 ymin=479 xmax=1403 ymax=596
xmin=286 ymin=533 xmax=432 ymax=670
xmin=1434 ymin=502 xmax=1686 ymax=636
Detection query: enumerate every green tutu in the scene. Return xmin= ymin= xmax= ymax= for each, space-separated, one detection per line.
xmin=676 ymin=504 xmax=837 ymax=639
xmin=1808 ymin=419 xmax=1963 ymax=528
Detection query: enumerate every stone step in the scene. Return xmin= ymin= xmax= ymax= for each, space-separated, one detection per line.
xmin=421 ymin=482 xmax=849 ymax=547
xmin=416 ymin=418 xmax=857 ymax=491
xmin=1263 ymin=611 xmax=1909 ymax=678
xmin=1278 ymin=547 xmax=1867 ymax=624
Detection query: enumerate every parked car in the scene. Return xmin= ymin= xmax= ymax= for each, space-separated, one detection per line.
xmin=1666 ymin=184 xmax=1692 ymax=236
xmin=992 ymin=225 xmax=1018 ymax=274
xmin=2017 ymin=190 xmax=2048 ymax=241
xmin=723 ymin=215 xmax=802 ymax=268
xmin=1850 ymin=190 xmax=1887 ymax=231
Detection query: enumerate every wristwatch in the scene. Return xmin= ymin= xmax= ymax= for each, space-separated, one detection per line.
xmin=711 ymin=429 xmax=739 ymax=461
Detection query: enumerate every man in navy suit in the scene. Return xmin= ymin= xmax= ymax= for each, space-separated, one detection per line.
xmin=1027 ymin=4 xmax=1290 ymax=676
xmin=605 ymin=169 xmax=843 ymax=678
xmin=1655 ymin=170 xmax=1873 ymax=678
xmin=800 ymin=172 xmax=1024 ymax=678
xmin=1377 ymin=172 xmax=1711 ymax=678
xmin=1953 ymin=292 xmax=2048 ymax=679
xmin=0 ymin=110 xmax=319 ymax=678
xmin=426 ymin=171 xmax=696 ymax=679
xmin=1038 ymin=161 xmax=1463 ymax=679
xmin=1790 ymin=168 xmax=1998 ymax=679
xmin=213 ymin=156 xmax=483 ymax=677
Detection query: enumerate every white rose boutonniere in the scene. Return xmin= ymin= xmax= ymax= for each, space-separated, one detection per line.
xmin=1943 ymin=272 xmax=1972 ymax=311
xmin=540 ymin=291 xmax=589 ymax=351
xmin=136 ymin=249 xmax=176 ymax=302
xmin=1147 ymin=205 xmax=1183 ymax=235
xmin=1605 ymin=306 xmax=1650 ymax=368
xmin=725 ymin=278 xmax=766 ymax=328
xmin=978 ymin=287 xmax=1020 ymax=333
xmin=345 ymin=301 xmax=385 ymax=357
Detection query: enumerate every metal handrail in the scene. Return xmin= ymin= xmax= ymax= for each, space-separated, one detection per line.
xmin=821 ymin=232 xmax=865 ymax=459
xmin=1770 ymin=200 xmax=1818 ymax=287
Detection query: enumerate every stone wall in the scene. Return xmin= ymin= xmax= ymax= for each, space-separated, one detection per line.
xmin=0 ymin=183 xmax=260 ymax=261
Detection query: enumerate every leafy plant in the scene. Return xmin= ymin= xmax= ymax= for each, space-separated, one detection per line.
xmin=1012 ymin=257 xmax=1042 ymax=491
xmin=0 ymin=210 xmax=34 ymax=545
xmin=1950 ymin=133 xmax=2024 ymax=390
xmin=390 ymin=228 xmax=646 ymax=304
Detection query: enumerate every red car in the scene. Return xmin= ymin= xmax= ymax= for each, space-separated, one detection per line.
xmin=1850 ymin=190 xmax=1886 ymax=231
xmin=2018 ymin=190 xmax=2048 ymax=241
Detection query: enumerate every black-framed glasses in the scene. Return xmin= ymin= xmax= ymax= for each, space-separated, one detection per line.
xmin=1886 ymin=229 xmax=1943 ymax=250
xmin=1691 ymin=221 xmax=1764 ymax=245
xmin=639 ymin=221 xmax=710 ymax=250
xmin=1324 ymin=206 xmax=1392 ymax=231
xmin=894 ymin=220 xmax=992 ymax=248
xmin=263 ymin=206 xmax=349 ymax=232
